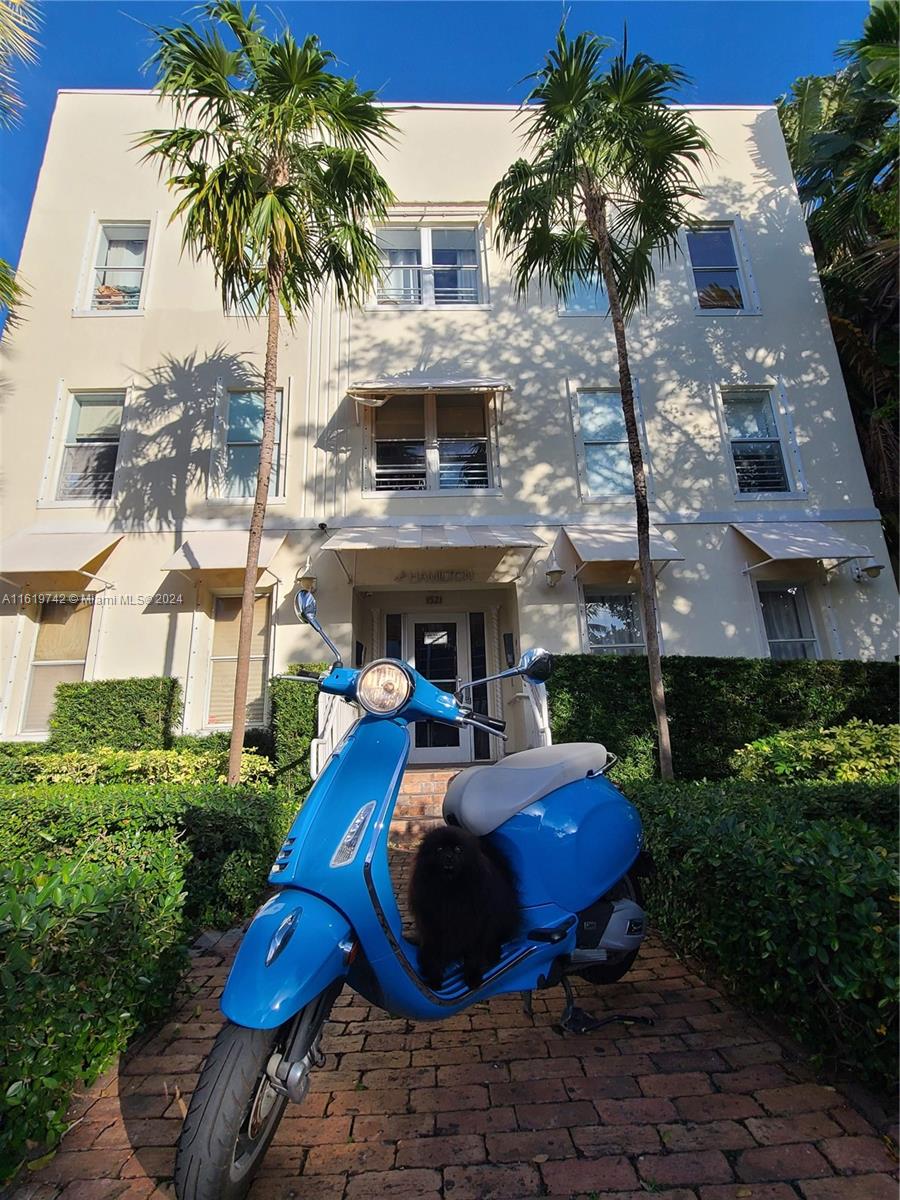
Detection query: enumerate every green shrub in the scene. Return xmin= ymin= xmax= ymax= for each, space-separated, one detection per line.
xmin=731 ymin=720 xmax=900 ymax=784
xmin=269 ymin=663 xmax=327 ymax=790
xmin=0 ymin=842 xmax=187 ymax=1177
xmin=0 ymin=782 xmax=293 ymax=929
xmin=0 ymin=746 xmax=274 ymax=787
xmin=49 ymin=676 xmax=182 ymax=750
xmin=171 ymin=727 xmax=274 ymax=758
xmin=631 ymin=779 xmax=898 ymax=1092
xmin=549 ymin=655 xmax=897 ymax=780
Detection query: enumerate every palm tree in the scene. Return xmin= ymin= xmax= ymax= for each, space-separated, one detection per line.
xmin=778 ymin=0 xmax=898 ymax=567
xmin=0 ymin=0 xmax=38 ymax=328
xmin=139 ymin=1 xmax=395 ymax=782
xmin=490 ymin=29 xmax=709 ymax=780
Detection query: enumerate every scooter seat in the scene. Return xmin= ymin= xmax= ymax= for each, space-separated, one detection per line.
xmin=442 ymin=742 xmax=608 ymax=836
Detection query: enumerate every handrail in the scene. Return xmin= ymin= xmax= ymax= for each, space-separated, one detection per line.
xmin=310 ymin=691 xmax=360 ymax=779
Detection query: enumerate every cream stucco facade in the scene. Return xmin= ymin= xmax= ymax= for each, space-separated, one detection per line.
xmin=0 ymin=92 xmax=896 ymax=756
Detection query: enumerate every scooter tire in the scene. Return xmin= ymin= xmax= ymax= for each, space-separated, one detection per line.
xmin=173 ymin=1019 xmax=290 ymax=1200
xmin=575 ymin=872 xmax=644 ymax=986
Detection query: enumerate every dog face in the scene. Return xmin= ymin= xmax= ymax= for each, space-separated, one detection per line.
xmin=418 ymin=827 xmax=476 ymax=883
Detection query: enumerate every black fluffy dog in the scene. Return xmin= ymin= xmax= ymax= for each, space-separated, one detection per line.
xmin=409 ymin=825 xmax=520 ymax=991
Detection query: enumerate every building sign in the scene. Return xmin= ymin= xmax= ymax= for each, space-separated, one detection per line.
xmin=394 ymin=569 xmax=475 ymax=584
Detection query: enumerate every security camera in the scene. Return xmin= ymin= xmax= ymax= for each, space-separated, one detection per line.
xmin=317 ymin=522 xmax=328 ymax=532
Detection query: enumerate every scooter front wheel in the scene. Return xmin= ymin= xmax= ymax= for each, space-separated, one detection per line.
xmin=174 ymin=985 xmax=336 ymax=1200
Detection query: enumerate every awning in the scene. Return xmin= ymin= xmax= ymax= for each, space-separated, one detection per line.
xmin=0 ymin=530 xmax=123 ymax=577
xmin=559 ymin=525 xmax=683 ymax=574
xmin=734 ymin=522 xmax=872 ymax=572
xmin=348 ymin=376 xmax=512 ymax=407
xmin=321 ymin=525 xmax=544 ymax=551
xmin=162 ymin=532 xmax=286 ymax=573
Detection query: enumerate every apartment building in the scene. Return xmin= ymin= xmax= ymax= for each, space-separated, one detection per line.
xmin=0 ymin=91 xmax=896 ymax=759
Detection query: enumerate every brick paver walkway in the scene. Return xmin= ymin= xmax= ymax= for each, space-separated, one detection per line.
xmin=7 ymin=848 xmax=897 ymax=1200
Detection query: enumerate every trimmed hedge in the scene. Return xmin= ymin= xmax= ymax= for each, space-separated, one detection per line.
xmin=632 ymin=779 xmax=898 ymax=1092
xmin=0 ymin=782 xmax=293 ymax=928
xmin=731 ymin=720 xmax=899 ymax=784
xmin=49 ymin=676 xmax=182 ymax=750
xmin=270 ymin=663 xmax=327 ymax=788
xmin=0 ymin=843 xmax=187 ymax=1177
xmin=0 ymin=746 xmax=274 ymax=787
xmin=549 ymin=655 xmax=898 ymax=780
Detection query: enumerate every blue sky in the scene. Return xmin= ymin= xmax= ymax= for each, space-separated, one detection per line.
xmin=0 ymin=0 xmax=868 ymax=270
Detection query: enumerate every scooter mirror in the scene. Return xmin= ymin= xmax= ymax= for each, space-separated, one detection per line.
xmin=294 ymin=589 xmax=318 ymax=624
xmin=293 ymin=588 xmax=343 ymax=667
xmin=518 ymin=647 xmax=553 ymax=683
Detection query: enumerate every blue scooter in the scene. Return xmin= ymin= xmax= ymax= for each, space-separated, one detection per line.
xmin=174 ymin=589 xmax=649 ymax=1200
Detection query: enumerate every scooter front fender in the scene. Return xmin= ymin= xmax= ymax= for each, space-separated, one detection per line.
xmin=221 ymin=890 xmax=352 ymax=1030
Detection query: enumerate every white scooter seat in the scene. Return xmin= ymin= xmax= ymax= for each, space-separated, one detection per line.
xmin=442 ymin=742 xmax=608 ymax=836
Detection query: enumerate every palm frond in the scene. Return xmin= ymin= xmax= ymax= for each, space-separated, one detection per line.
xmin=0 ymin=0 xmax=38 ymax=128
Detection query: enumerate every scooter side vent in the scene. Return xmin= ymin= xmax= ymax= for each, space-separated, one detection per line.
xmin=271 ymin=836 xmax=296 ymax=874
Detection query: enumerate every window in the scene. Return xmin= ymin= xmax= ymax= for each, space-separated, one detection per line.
xmin=21 ymin=599 xmax=92 ymax=733
xmin=207 ymin=594 xmax=271 ymax=725
xmin=215 ymin=390 xmax=284 ymax=499
xmin=375 ymin=226 xmax=481 ymax=306
xmin=372 ymin=392 xmax=491 ymax=492
xmin=90 ymin=222 xmax=150 ymax=311
xmin=576 ymin=389 xmax=632 ymax=496
xmin=583 ymin=590 xmax=644 ymax=655
xmin=758 ymin=583 xmax=818 ymax=660
xmin=723 ymin=389 xmax=789 ymax=493
xmin=57 ymin=391 xmax=124 ymax=502
xmin=560 ymin=274 xmax=607 ymax=314
xmin=686 ymin=224 xmax=747 ymax=310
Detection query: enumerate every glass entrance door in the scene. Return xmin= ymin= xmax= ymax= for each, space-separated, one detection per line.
xmin=402 ymin=614 xmax=473 ymax=764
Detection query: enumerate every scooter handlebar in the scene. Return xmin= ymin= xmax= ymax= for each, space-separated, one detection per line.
xmin=462 ymin=712 xmax=508 ymax=740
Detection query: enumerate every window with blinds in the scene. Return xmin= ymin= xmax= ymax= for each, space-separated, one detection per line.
xmin=722 ymin=389 xmax=790 ymax=493
xmin=206 ymin=594 xmax=271 ymax=726
xmin=21 ymin=600 xmax=92 ymax=733
xmin=57 ymin=392 xmax=124 ymax=501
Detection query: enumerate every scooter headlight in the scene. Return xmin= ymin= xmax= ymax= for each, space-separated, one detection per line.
xmin=356 ymin=660 xmax=412 ymax=716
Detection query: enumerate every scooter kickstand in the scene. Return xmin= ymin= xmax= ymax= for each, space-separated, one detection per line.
xmin=556 ymin=975 xmax=655 ymax=1036
xmin=521 ymin=990 xmax=534 ymax=1019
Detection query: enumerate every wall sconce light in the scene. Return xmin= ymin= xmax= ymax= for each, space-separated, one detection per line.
xmin=296 ymin=555 xmax=317 ymax=593
xmin=544 ymin=551 xmax=565 ymax=589
xmin=851 ymin=559 xmax=885 ymax=583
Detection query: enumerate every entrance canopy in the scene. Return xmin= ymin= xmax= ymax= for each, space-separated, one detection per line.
xmin=321 ymin=525 xmax=543 ymax=552
xmin=0 ymin=529 xmax=123 ymax=584
xmin=558 ymin=525 xmax=683 ymax=576
xmin=734 ymin=522 xmax=872 ymax=573
xmin=162 ymin=532 xmax=286 ymax=575
xmin=347 ymin=376 xmax=512 ymax=408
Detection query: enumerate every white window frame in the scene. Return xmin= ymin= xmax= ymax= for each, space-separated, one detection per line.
xmin=203 ymin=589 xmax=275 ymax=731
xmin=714 ymin=381 xmax=806 ymax=500
xmin=369 ymin=223 xmax=490 ymax=310
xmin=38 ymin=385 xmax=129 ymax=509
xmin=557 ymin=273 xmax=608 ymax=317
xmin=208 ymin=384 xmax=288 ymax=504
xmin=754 ymin=581 xmax=820 ymax=661
xmin=579 ymin=586 xmax=647 ymax=656
xmin=363 ymin=390 xmax=501 ymax=497
xmin=73 ymin=216 xmax=156 ymax=317
xmin=682 ymin=218 xmax=760 ymax=316
xmin=568 ymin=380 xmax=653 ymax=504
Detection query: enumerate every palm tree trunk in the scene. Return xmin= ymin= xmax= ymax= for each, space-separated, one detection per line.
xmin=227 ymin=264 xmax=283 ymax=785
xmin=587 ymin=195 xmax=675 ymax=780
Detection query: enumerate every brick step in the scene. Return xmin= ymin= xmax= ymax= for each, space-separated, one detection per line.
xmin=393 ymin=796 xmax=447 ymax=818
xmin=389 ymin=813 xmax=445 ymax=847
xmin=399 ymin=769 xmax=459 ymax=796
